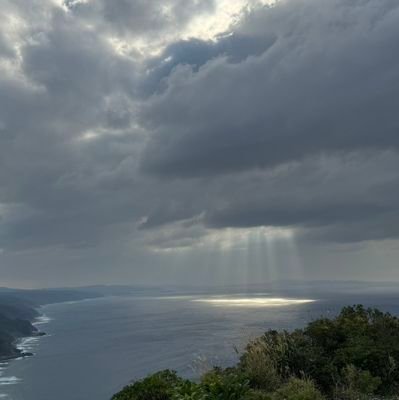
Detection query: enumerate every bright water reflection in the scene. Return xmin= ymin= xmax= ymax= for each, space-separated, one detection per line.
xmin=192 ymin=297 xmax=315 ymax=307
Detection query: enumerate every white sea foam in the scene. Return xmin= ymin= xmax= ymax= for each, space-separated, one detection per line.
xmin=16 ymin=336 xmax=40 ymax=353
xmin=0 ymin=376 xmax=21 ymax=385
xmin=33 ymin=314 xmax=52 ymax=326
xmin=0 ymin=311 xmax=51 ymax=397
xmin=59 ymin=298 xmax=96 ymax=305
xmin=13 ymin=313 xmax=51 ymax=354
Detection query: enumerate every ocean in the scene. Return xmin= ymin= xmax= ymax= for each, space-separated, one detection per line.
xmin=1 ymin=284 xmax=399 ymax=400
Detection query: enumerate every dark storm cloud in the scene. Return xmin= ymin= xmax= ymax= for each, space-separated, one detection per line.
xmin=0 ymin=0 xmax=143 ymax=249
xmin=1 ymin=0 xmax=399 ymax=266
xmin=204 ymin=152 xmax=399 ymax=230
xmin=140 ymin=33 xmax=276 ymax=96
xmin=140 ymin=0 xmax=399 ymax=177
xmin=141 ymin=151 xmax=399 ymax=243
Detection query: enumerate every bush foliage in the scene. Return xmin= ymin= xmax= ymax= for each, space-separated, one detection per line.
xmin=112 ymin=305 xmax=399 ymax=400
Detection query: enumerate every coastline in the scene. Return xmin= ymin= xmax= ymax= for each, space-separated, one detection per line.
xmin=0 ymin=312 xmax=48 ymax=363
xmin=0 ymin=309 xmax=51 ymax=399
xmin=0 ymin=295 xmax=104 ymax=363
xmin=15 ymin=314 xmax=48 ymax=355
xmin=0 ymin=288 xmax=105 ymax=363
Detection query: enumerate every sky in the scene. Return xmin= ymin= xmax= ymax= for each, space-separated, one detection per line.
xmin=1 ymin=0 xmax=399 ymax=288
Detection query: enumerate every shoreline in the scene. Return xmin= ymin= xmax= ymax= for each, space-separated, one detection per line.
xmin=0 ymin=310 xmax=49 ymax=363
xmin=0 ymin=289 xmax=105 ymax=364
xmin=0 ymin=295 xmax=105 ymax=363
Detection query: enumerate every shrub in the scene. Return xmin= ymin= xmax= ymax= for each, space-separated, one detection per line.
xmin=200 ymin=367 xmax=251 ymax=400
xmin=243 ymin=389 xmax=273 ymax=400
xmin=334 ymin=365 xmax=382 ymax=400
xmin=171 ymin=380 xmax=204 ymax=400
xmin=272 ymin=378 xmax=324 ymax=400
xmin=240 ymin=337 xmax=281 ymax=391
xmin=111 ymin=370 xmax=185 ymax=400
xmin=239 ymin=305 xmax=399 ymax=395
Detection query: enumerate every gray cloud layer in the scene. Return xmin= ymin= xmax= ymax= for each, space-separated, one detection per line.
xmin=141 ymin=0 xmax=399 ymax=177
xmin=1 ymin=0 xmax=399 ymax=285
xmin=64 ymin=0 xmax=215 ymax=40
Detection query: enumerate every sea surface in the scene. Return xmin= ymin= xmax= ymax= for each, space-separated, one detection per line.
xmin=1 ymin=283 xmax=399 ymax=400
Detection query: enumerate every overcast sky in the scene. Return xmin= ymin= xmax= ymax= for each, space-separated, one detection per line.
xmin=1 ymin=0 xmax=399 ymax=288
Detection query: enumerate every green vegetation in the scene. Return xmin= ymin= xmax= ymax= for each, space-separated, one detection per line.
xmin=112 ymin=305 xmax=399 ymax=400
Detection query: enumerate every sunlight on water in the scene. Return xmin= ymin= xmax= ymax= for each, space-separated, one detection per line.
xmin=192 ymin=297 xmax=315 ymax=307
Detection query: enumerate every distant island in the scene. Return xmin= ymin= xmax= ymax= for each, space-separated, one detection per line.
xmin=112 ymin=305 xmax=399 ymax=400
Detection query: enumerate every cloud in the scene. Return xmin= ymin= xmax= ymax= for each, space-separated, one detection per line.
xmin=0 ymin=0 xmax=399 ymax=282
xmin=139 ymin=151 xmax=399 ymax=245
xmin=140 ymin=0 xmax=399 ymax=177
xmin=0 ymin=0 xmax=143 ymax=250
xmin=64 ymin=0 xmax=216 ymax=51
